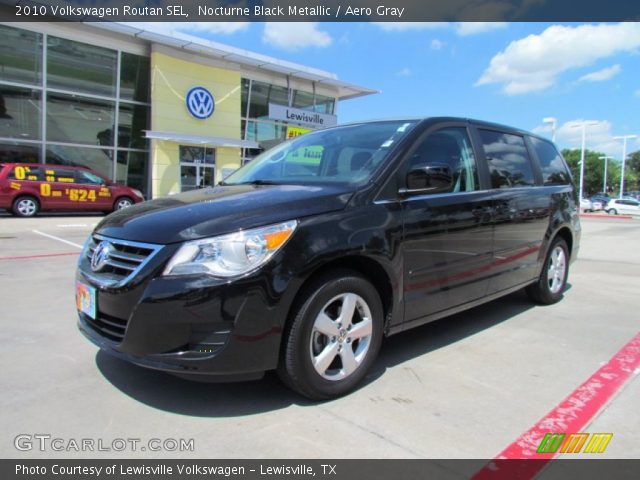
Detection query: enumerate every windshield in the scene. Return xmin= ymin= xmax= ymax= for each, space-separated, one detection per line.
xmin=223 ymin=121 xmax=418 ymax=186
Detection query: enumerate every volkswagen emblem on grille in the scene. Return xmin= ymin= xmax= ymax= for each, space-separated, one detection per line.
xmin=91 ymin=241 xmax=112 ymax=272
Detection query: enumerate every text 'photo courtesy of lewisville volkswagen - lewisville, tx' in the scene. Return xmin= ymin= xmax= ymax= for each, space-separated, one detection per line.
xmin=1 ymin=1 xmax=640 ymax=478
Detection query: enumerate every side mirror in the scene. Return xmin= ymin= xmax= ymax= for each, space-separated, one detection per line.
xmin=400 ymin=163 xmax=453 ymax=196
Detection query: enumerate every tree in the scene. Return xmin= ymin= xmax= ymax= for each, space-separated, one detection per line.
xmin=625 ymin=150 xmax=640 ymax=192
xmin=561 ymin=149 xmax=621 ymax=196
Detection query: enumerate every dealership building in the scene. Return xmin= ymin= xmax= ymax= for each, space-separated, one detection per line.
xmin=0 ymin=22 xmax=376 ymax=198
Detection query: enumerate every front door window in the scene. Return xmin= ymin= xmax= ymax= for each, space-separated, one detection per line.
xmin=179 ymin=146 xmax=215 ymax=192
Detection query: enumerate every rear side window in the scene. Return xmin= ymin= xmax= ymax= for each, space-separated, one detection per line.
xmin=52 ymin=168 xmax=76 ymax=183
xmin=479 ymin=129 xmax=535 ymax=189
xmin=530 ymin=137 xmax=571 ymax=185
xmin=8 ymin=165 xmax=43 ymax=181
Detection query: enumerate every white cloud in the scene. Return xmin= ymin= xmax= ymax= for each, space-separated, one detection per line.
xmin=184 ymin=22 xmax=249 ymax=35
xmin=476 ymin=23 xmax=640 ymax=95
xmin=262 ymin=23 xmax=332 ymax=50
xmin=533 ymin=119 xmax=624 ymax=156
xmin=454 ymin=22 xmax=507 ymax=36
xmin=634 ymin=89 xmax=640 ymax=98
xmin=578 ymin=64 xmax=622 ymax=83
xmin=396 ymin=67 xmax=411 ymax=77
xmin=373 ymin=22 xmax=450 ymax=32
xmin=125 ymin=22 xmax=248 ymax=36
xmin=374 ymin=22 xmax=506 ymax=36
xmin=430 ymin=39 xmax=445 ymax=50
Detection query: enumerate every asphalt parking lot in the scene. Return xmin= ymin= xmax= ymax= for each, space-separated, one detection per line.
xmin=0 ymin=213 xmax=638 ymax=459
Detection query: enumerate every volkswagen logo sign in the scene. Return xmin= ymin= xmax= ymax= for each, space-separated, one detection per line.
xmin=91 ymin=241 xmax=112 ymax=272
xmin=186 ymin=86 xmax=215 ymax=120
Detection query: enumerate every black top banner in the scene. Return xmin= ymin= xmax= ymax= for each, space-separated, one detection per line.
xmin=1 ymin=0 xmax=639 ymax=22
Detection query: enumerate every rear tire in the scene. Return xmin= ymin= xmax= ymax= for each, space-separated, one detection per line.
xmin=526 ymin=238 xmax=569 ymax=305
xmin=278 ymin=270 xmax=384 ymax=400
xmin=12 ymin=196 xmax=39 ymax=217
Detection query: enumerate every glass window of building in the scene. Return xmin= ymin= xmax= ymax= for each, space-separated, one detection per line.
xmin=46 ymin=145 xmax=113 ymax=179
xmin=0 ymin=86 xmax=41 ymax=140
xmin=248 ymin=80 xmax=289 ymax=118
xmin=0 ymin=142 xmax=41 ymax=163
xmin=46 ymin=93 xmax=115 ymax=145
xmin=118 ymin=103 xmax=149 ymax=149
xmin=245 ymin=120 xmax=287 ymax=145
xmin=47 ymin=36 xmax=117 ymax=97
xmin=0 ymin=25 xmax=42 ymax=86
xmin=292 ymin=90 xmax=314 ymax=110
xmin=314 ymin=93 xmax=335 ymax=114
xmin=116 ymin=151 xmax=148 ymax=194
xmin=120 ymin=52 xmax=150 ymax=102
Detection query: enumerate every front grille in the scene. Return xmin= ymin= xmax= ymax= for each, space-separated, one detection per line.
xmin=83 ymin=311 xmax=128 ymax=342
xmin=81 ymin=235 xmax=163 ymax=288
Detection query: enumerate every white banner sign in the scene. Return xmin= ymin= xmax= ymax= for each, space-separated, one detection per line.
xmin=268 ymin=103 xmax=337 ymax=128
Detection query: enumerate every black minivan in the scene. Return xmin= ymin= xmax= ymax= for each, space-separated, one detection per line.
xmin=76 ymin=118 xmax=580 ymax=399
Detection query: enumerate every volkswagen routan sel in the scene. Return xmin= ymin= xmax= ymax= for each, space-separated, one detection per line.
xmin=76 ymin=118 xmax=580 ymax=399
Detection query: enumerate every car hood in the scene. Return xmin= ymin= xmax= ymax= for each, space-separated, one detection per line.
xmin=94 ymin=184 xmax=355 ymax=244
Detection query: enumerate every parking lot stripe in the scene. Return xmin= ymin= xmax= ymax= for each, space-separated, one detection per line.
xmin=473 ymin=332 xmax=640 ymax=478
xmin=0 ymin=252 xmax=79 ymax=261
xmin=32 ymin=229 xmax=84 ymax=249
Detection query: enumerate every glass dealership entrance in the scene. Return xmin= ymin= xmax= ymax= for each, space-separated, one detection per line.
xmin=179 ymin=146 xmax=215 ymax=192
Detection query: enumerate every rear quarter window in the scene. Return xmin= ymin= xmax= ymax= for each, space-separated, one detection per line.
xmin=530 ymin=137 xmax=571 ymax=185
xmin=478 ymin=129 xmax=535 ymax=189
xmin=8 ymin=165 xmax=43 ymax=181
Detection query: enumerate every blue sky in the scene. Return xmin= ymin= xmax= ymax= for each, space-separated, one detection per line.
xmin=138 ymin=21 xmax=640 ymax=157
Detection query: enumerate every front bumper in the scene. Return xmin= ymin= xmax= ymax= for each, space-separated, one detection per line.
xmin=76 ymin=249 xmax=300 ymax=378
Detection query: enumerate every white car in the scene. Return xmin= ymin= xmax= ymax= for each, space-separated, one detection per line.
xmin=590 ymin=200 xmax=604 ymax=211
xmin=580 ymin=198 xmax=594 ymax=212
xmin=605 ymin=198 xmax=640 ymax=216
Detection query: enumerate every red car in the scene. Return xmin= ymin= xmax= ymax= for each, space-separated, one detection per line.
xmin=0 ymin=163 xmax=145 ymax=217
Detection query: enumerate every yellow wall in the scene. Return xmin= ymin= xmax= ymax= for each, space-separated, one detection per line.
xmin=150 ymin=50 xmax=242 ymax=197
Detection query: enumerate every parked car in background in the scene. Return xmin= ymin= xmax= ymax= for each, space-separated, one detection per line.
xmin=588 ymin=197 xmax=605 ymax=211
xmin=590 ymin=194 xmax=611 ymax=209
xmin=580 ymin=198 xmax=594 ymax=212
xmin=623 ymin=191 xmax=640 ymax=201
xmin=605 ymin=198 xmax=640 ymax=216
xmin=0 ymin=163 xmax=144 ymax=217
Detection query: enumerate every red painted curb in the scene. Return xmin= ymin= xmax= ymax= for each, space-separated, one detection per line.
xmin=579 ymin=213 xmax=633 ymax=220
xmin=0 ymin=252 xmax=79 ymax=261
xmin=473 ymin=332 xmax=640 ymax=479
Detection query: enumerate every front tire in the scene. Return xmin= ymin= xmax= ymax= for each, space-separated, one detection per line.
xmin=526 ymin=238 xmax=569 ymax=305
xmin=113 ymin=197 xmax=134 ymax=211
xmin=12 ymin=196 xmax=39 ymax=217
xmin=278 ymin=270 xmax=384 ymax=400
xmin=608 ymin=208 xmax=618 ymax=215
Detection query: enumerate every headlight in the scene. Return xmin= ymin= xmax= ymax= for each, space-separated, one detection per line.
xmin=163 ymin=220 xmax=298 ymax=278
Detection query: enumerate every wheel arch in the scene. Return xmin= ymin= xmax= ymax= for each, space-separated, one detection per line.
xmin=553 ymin=226 xmax=573 ymax=257
xmin=287 ymin=255 xmax=395 ymax=335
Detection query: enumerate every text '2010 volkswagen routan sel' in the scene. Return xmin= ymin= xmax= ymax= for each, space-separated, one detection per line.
xmin=76 ymin=118 xmax=580 ymax=399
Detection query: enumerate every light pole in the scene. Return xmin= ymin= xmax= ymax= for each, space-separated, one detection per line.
xmin=598 ymin=156 xmax=613 ymax=194
xmin=613 ymin=135 xmax=638 ymax=198
xmin=543 ymin=117 xmax=558 ymax=142
xmin=570 ymin=121 xmax=600 ymax=201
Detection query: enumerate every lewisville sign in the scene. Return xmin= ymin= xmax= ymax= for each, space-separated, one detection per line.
xmin=268 ymin=103 xmax=337 ymax=128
